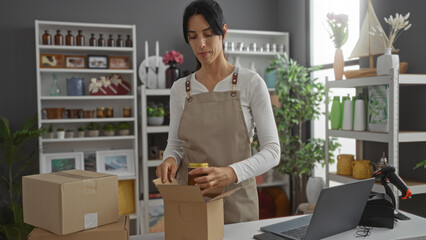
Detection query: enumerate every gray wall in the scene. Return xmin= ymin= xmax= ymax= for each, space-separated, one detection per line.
xmin=360 ymin=0 xmax=426 ymax=217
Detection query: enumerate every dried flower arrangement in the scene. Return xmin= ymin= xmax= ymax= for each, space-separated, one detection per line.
xmin=370 ymin=12 xmax=412 ymax=49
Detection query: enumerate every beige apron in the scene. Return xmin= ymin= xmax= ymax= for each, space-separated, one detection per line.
xmin=176 ymin=67 xmax=259 ymax=223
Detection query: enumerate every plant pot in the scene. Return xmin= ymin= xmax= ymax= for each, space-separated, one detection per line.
xmin=376 ymin=48 xmax=399 ymax=76
xmin=65 ymin=131 xmax=74 ymax=138
xmin=118 ymin=129 xmax=130 ymax=136
xmin=88 ymin=130 xmax=99 ymax=137
xmin=77 ymin=131 xmax=85 ymax=138
xmin=44 ymin=132 xmax=54 ymax=139
xmin=103 ymin=130 xmax=115 ymax=136
xmin=57 ymin=131 xmax=65 ymax=139
xmin=148 ymin=116 xmax=164 ymax=126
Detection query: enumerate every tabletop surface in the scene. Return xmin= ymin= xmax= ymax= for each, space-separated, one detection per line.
xmin=130 ymin=211 xmax=426 ymax=240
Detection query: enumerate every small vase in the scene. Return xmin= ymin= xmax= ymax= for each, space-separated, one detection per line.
xmin=329 ymin=96 xmax=341 ymax=130
xmin=306 ymin=177 xmax=325 ymax=208
xmin=333 ymin=48 xmax=344 ymax=80
xmin=376 ymin=48 xmax=399 ymax=76
xmin=166 ymin=62 xmax=180 ymax=88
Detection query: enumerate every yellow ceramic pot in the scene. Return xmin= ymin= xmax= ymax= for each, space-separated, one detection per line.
xmin=337 ymin=154 xmax=354 ymax=176
xmin=352 ymin=160 xmax=373 ymax=179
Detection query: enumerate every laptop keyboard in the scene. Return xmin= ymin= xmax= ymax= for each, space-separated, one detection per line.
xmin=281 ymin=225 xmax=309 ymax=239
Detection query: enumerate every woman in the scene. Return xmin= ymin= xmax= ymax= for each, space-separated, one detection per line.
xmin=156 ymin=0 xmax=280 ymax=223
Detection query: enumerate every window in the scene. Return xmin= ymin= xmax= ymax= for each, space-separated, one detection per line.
xmin=310 ymin=0 xmax=360 ymax=178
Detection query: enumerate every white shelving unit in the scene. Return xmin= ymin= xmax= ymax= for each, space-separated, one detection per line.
xmin=35 ymin=20 xmax=140 ymax=233
xmin=325 ymin=71 xmax=426 ymax=207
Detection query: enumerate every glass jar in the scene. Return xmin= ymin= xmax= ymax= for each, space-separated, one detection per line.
xmin=98 ymin=34 xmax=105 ymax=47
xmin=76 ymin=30 xmax=85 ymax=46
xmin=188 ymin=162 xmax=209 ymax=185
xmin=123 ymin=106 xmax=131 ymax=117
xmin=89 ymin=33 xmax=97 ymax=46
xmin=107 ymin=34 xmax=115 ymax=47
xmin=116 ymin=34 xmax=124 ymax=47
xmin=96 ymin=107 xmax=105 ymax=118
xmin=54 ymin=30 xmax=63 ymax=45
xmin=105 ymin=107 xmax=114 ymax=118
xmin=42 ymin=30 xmax=51 ymax=45
xmin=65 ymin=30 xmax=74 ymax=46
xmin=125 ymin=35 xmax=132 ymax=47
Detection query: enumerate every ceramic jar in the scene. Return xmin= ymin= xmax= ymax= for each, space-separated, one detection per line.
xmin=352 ymin=160 xmax=373 ymax=179
xmin=337 ymin=154 xmax=355 ymax=176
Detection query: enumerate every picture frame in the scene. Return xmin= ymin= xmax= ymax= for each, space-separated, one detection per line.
xmin=87 ymin=55 xmax=108 ymax=69
xmin=96 ymin=149 xmax=135 ymax=177
xmin=108 ymin=56 xmax=130 ymax=69
xmin=40 ymin=54 xmax=63 ymax=68
xmin=64 ymin=55 xmax=86 ymax=68
xmin=40 ymin=152 xmax=84 ymax=173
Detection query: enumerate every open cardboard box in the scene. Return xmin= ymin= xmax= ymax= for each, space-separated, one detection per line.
xmin=153 ymin=178 xmax=240 ymax=240
xmin=28 ymin=215 xmax=129 ymax=240
xmin=23 ymin=170 xmax=119 ymax=235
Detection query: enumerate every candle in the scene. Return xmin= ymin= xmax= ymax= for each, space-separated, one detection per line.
xmin=145 ymin=41 xmax=149 ymax=68
xmin=155 ymin=41 xmax=159 ymax=68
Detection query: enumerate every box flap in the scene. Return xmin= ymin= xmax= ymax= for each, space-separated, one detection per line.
xmin=156 ymin=184 xmax=205 ymax=202
xmin=209 ymin=187 xmax=241 ymax=202
xmin=152 ymin=178 xmax=178 ymax=186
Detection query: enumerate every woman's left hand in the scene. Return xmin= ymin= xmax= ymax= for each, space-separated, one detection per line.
xmin=189 ymin=166 xmax=237 ymax=195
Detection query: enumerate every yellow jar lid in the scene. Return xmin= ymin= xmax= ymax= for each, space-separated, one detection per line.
xmin=189 ymin=162 xmax=209 ymax=168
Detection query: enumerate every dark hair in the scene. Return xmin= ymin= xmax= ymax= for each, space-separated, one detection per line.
xmin=183 ymin=0 xmax=226 ymax=43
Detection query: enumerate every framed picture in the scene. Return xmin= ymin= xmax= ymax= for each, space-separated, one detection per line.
xmin=73 ymin=147 xmax=110 ymax=172
xmin=41 ymin=152 xmax=84 ymax=173
xmin=87 ymin=55 xmax=108 ymax=69
xmin=65 ymin=55 xmax=86 ymax=68
xmin=40 ymin=54 xmax=63 ymax=68
xmin=96 ymin=149 xmax=135 ymax=177
xmin=108 ymin=56 xmax=130 ymax=69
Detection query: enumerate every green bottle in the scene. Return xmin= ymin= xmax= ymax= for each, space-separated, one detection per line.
xmin=340 ymin=95 xmax=350 ymax=129
xmin=330 ymin=96 xmax=341 ymax=130
xmin=49 ymin=73 xmax=61 ymax=96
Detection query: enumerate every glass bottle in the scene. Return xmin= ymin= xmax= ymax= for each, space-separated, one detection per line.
xmin=123 ymin=106 xmax=131 ymax=117
xmin=76 ymin=30 xmax=85 ymax=46
xmin=65 ymin=30 xmax=74 ymax=46
xmin=125 ymin=35 xmax=132 ymax=47
xmin=116 ymin=34 xmax=124 ymax=47
xmin=98 ymin=34 xmax=105 ymax=47
xmin=107 ymin=34 xmax=115 ymax=47
xmin=42 ymin=30 xmax=51 ymax=45
xmin=89 ymin=33 xmax=97 ymax=46
xmin=54 ymin=30 xmax=63 ymax=45
xmin=49 ymin=74 xmax=61 ymax=96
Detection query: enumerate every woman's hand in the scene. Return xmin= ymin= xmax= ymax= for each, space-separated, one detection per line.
xmin=189 ymin=166 xmax=238 ymax=195
xmin=156 ymin=157 xmax=178 ymax=183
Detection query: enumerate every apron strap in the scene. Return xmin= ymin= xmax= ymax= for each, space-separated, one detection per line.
xmin=185 ymin=67 xmax=239 ymax=101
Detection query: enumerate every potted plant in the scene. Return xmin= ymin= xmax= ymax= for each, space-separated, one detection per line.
xmin=117 ymin=122 xmax=131 ymax=136
xmin=102 ymin=123 xmax=116 ymax=136
xmin=147 ymin=103 xmax=165 ymax=126
xmin=77 ymin=126 xmax=85 ymax=138
xmin=266 ymin=54 xmax=340 ymax=213
xmin=44 ymin=123 xmax=54 ymax=139
xmin=0 ymin=114 xmax=42 ymax=239
xmin=86 ymin=122 xmax=100 ymax=137
xmin=56 ymin=128 xmax=65 ymax=139
xmin=65 ymin=129 xmax=74 ymax=138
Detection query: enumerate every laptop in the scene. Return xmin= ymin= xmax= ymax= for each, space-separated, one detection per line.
xmin=260 ymin=178 xmax=375 ymax=240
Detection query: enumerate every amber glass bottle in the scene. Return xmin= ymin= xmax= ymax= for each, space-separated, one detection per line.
xmin=116 ymin=34 xmax=124 ymax=47
xmin=107 ymin=34 xmax=115 ymax=47
xmin=76 ymin=30 xmax=85 ymax=46
xmin=98 ymin=34 xmax=105 ymax=47
xmin=42 ymin=30 xmax=51 ymax=45
xmin=54 ymin=30 xmax=63 ymax=45
xmin=89 ymin=33 xmax=97 ymax=46
xmin=125 ymin=35 xmax=132 ymax=47
xmin=65 ymin=30 xmax=74 ymax=46
xmin=188 ymin=163 xmax=209 ymax=185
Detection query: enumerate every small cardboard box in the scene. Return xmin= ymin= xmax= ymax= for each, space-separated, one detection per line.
xmin=153 ymin=178 xmax=240 ymax=240
xmin=23 ymin=170 xmax=119 ymax=235
xmin=28 ymin=215 xmax=129 ymax=240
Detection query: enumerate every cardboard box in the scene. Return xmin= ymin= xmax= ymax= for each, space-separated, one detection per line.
xmin=153 ymin=178 xmax=240 ymax=240
xmin=23 ymin=170 xmax=119 ymax=235
xmin=28 ymin=215 xmax=129 ymax=240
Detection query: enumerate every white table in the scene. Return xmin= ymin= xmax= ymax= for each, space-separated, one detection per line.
xmin=131 ymin=211 xmax=426 ymax=240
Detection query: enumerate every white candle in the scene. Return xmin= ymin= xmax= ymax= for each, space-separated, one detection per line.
xmin=145 ymin=41 xmax=149 ymax=68
xmin=155 ymin=41 xmax=159 ymax=68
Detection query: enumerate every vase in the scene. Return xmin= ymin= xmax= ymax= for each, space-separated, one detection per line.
xmin=166 ymin=62 xmax=180 ymax=88
xmin=148 ymin=116 xmax=164 ymax=126
xmin=333 ymin=48 xmax=344 ymax=80
xmin=306 ymin=176 xmax=325 ymax=208
xmin=376 ymin=48 xmax=399 ymax=76
xmin=329 ymin=96 xmax=341 ymax=130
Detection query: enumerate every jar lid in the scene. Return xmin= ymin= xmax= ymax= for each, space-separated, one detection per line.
xmin=106 ymin=107 xmax=113 ymax=110
xmin=123 ymin=106 xmax=131 ymax=110
xmin=189 ymin=163 xmax=209 ymax=168
xmin=97 ymin=107 xmax=105 ymax=110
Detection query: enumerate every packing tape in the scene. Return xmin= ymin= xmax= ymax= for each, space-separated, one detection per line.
xmin=52 ymin=171 xmax=98 ymax=194
xmin=52 ymin=171 xmax=93 ymax=180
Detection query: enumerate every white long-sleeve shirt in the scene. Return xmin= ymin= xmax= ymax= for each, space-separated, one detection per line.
xmin=162 ymin=67 xmax=280 ymax=183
